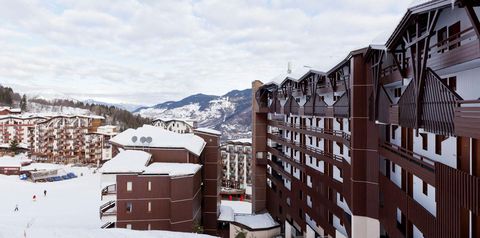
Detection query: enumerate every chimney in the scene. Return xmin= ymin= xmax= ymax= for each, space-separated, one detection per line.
xmin=287 ymin=62 xmax=292 ymax=74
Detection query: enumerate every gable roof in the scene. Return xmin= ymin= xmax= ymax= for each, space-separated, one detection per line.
xmin=110 ymin=125 xmax=206 ymax=156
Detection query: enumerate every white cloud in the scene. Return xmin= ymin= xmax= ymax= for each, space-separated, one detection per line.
xmin=0 ymin=0 xmax=412 ymax=105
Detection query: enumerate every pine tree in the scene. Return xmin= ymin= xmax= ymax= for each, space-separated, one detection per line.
xmin=9 ymin=139 xmax=19 ymax=154
xmin=20 ymin=94 xmax=27 ymax=111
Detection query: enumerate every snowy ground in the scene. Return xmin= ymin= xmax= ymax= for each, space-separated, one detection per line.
xmin=0 ymin=165 xmax=215 ymax=238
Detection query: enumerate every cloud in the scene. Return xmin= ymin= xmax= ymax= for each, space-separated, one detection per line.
xmin=0 ymin=0 xmax=412 ymax=105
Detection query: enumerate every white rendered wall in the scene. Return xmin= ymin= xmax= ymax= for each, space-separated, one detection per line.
xmin=413 ymin=224 xmax=425 ymax=238
xmin=412 ymin=129 xmax=457 ymax=168
xmin=449 ymin=67 xmax=480 ymax=100
xmin=337 ymin=192 xmax=352 ymax=215
xmin=333 ymin=165 xmax=343 ymax=183
xmin=333 ymin=215 xmax=347 ymax=237
xmin=412 ymin=175 xmax=436 ymax=216
xmin=390 ymin=163 xmax=402 ymax=188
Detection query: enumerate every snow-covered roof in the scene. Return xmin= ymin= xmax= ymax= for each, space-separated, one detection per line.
xmin=234 ymin=213 xmax=279 ymax=230
xmin=221 ymin=200 xmax=252 ymax=214
xmin=194 ymin=127 xmax=222 ymax=136
xmin=0 ymin=155 xmax=31 ymax=167
xmin=218 ymin=205 xmax=235 ymax=222
xmin=21 ymin=163 xmax=62 ymax=171
xmin=110 ymin=125 xmax=206 ymax=156
xmin=143 ymin=162 xmax=202 ymax=176
xmin=228 ymin=138 xmax=252 ymax=144
xmin=266 ymin=67 xmax=324 ymax=86
xmin=100 ymin=150 xmax=151 ymax=173
xmin=409 ymin=0 xmax=435 ymax=8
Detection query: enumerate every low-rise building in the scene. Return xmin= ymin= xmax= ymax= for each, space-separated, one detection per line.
xmin=102 ymin=125 xmax=221 ymax=235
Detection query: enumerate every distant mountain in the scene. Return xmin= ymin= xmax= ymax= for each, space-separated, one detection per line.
xmin=134 ymin=89 xmax=252 ymax=140
xmin=84 ymin=99 xmax=144 ymax=112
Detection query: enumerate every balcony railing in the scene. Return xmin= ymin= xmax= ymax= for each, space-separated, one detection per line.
xmin=427 ymin=26 xmax=480 ymax=71
xmin=454 ymin=100 xmax=480 ymax=139
xmin=381 ymin=141 xmax=435 ymax=171
xmin=269 ymin=120 xmax=351 ymax=142
xmin=99 ymin=200 xmax=116 ymax=218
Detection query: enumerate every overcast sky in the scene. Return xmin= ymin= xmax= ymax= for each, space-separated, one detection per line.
xmin=0 ymin=0 xmax=413 ymax=105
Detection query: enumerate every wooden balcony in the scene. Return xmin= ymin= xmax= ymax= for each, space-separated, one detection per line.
xmin=380 ymin=65 xmax=403 ymax=85
xmin=379 ymin=141 xmax=435 ymax=185
xmin=454 ymin=100 xmax=480 ymax=139
xmin=428 ymin=26 xmax=480 ymax=71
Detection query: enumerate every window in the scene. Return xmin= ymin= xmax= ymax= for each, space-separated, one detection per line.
xmin=392 ymin=162 xmax=396 ymax=172
xmin=334 ymin=95 xmax=340 ymax=101
xmin=339 ymin=195 xmax=344 ymax=202
xmin=148 ymin=181 xmax=152 ymax=191
xmin=126 ymin=202 xmax=132 ymax=213
xmin=422 ymin=181 xmax=428 ymax=196
xmin=420 ymin=133 xmax=428 ymax=150
xmin=299 ymin=190 xmax=303 ymax=200
xmin=445 ymin=76 xmax=457 ymax=91
xmin=148 ymin=224 xmax=151 ymax=230
xmin=126 ymin=182 xmax=133 ymax=192
xmin=448 ymin=21 xmax=461 ymax=50
xmin=339 ymin=143 xmax=344 ymax=155
xmin=299 ymin=208 xmax=303 ymax=220
xmin=437 ymin=26 xmax=447 ymax=53
xmin=126 ymin=224 xmax=132 ymax=229
xmin=394 ymin=88 xmax=402 ymax=98
xmin=148 ymin=202 xmax=152 ymax=212
xmin=392 ymin=125 xmax=398 ymax=139
xmin=435 ymin=135 xmax=445 ymax=155
xmin=339 ymin=119 xmax=343 ymax=130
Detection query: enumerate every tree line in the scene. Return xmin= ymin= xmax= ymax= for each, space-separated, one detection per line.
xmin=1 ymin=84 xmax=150 ymax=130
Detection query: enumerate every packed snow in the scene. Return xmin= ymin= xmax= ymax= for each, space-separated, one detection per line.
xmin=0 ymin=164 xmax=216 ymax=238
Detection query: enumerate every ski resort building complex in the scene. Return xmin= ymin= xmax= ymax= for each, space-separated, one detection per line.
xmin=252 ymin=1 xmax=480 ymax=238
xmin=100 ymin=125 xmax=221 ymax=235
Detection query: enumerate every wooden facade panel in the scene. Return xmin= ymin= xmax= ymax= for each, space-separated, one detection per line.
xmin=454 ymin=100 xmax=480 ymax=139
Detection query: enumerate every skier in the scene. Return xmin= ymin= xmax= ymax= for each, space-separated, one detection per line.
xmin=43 ymin=190 xmax=47 ymax=196
xmin=32 ymin=195 xmax=36 ymax=202
xmin=14 ymin=204 xmax=18 ymax=212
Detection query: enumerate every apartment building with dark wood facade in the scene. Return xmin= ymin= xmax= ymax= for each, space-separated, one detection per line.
xmin=252 ymin=1 xmax=480 ymax=237
xmin=102 ymin=125 xmax=221 ymax=236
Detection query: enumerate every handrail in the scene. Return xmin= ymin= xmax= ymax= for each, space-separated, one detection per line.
xmin=270 ymin=120 xmax=351 ymax=141
xmin=380 ymin=141 xmax=435 ymax=172
xmin=269 ymin=133 xmax=344 ymax=164
xmin=457 ymin=100 xmax=480 ymax=104
xmin=434 ymin=26 xmax=475 ymax=48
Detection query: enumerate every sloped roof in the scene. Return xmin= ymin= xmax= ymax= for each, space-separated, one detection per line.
xmin=111 ymin=125 xmax=206 ymax=156
xmin=100 ymin=150 xmax=151 ymax=173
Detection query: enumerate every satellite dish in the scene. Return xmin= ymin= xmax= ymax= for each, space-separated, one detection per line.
xmin=131 ymin=136 xmax=138 ymax=143
xmin=146 ymin=137 xmax=152 ymax=143
xmin=140 ymin=137 xmax=146 ymax=144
